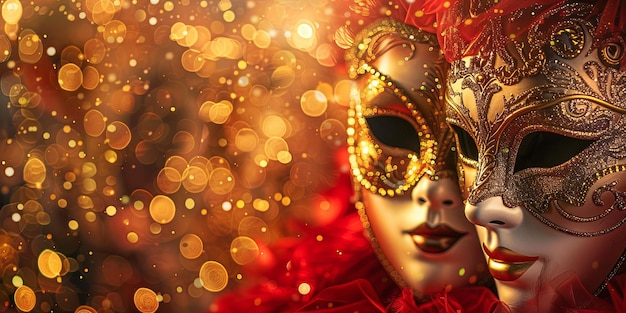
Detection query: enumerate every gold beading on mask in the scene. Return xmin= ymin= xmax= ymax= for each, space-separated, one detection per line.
xmin=345 ymin=19 xmax=450 ymax=197
xmin=348 ymin=63 xmax=437 ymax=197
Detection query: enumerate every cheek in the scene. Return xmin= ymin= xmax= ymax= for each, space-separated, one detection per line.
xmin=544 ymin=231 xmax=626 ymax=292
xmin=507 ymin=208 xmax=626 ymax=291
xmin=361 ymin=191 xmax=424 ymax=250
xmin=362 ymin=192 xmax=408 ymax=235
xmin=362 ymin=193 xmax=413 ymax=268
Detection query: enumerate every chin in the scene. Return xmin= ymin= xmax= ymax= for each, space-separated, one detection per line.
xmin=495 ymin=282 xmax=534 ymax=312
xmin=493 ymin=263 xmax=558 ymax=313
xmin=405 ymin=263 xmax=468 ymax=294
xmin=399 ymin=262 xmax=443 ymax=293
xmin=408 ymin=278 xmax=450 ymax=296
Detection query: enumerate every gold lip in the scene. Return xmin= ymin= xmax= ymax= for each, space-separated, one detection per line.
xmin=487 ymin=258 xmax=535 ymax=281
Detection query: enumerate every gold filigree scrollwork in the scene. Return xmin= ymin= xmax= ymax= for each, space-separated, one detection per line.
xmin=542 ymin=200 xmax=626 ymax=237
xmin=545 ymin=165 xmax=626 ymax=237
xmin=600 ymin=42 xmax=624 ymax=67
xmin=346 ymin=19 xmax=437 ymax=79
xmin=593 ymin=180 xmax=626 ymax=211
xmin=551 ymin=181 xmax=626 ymax=225
xmin=549 ymin=21 xmax=585 ymax=59
xmin=454 ymin=68 xmax=504 ymax=201
xmin=580 ymin=165 xmax=626 ymax=205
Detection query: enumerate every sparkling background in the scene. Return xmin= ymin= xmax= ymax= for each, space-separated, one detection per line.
xmin=0 ymin=0 xmax=352 ymax=312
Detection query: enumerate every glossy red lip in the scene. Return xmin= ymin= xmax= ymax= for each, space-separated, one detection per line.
xmin=405 ymin=223 xmax=467 ymax=253
xmin=483 ymin=244 xmax=538 ymax=281
xmin=482 ymin=244 xmax=538 ymax=263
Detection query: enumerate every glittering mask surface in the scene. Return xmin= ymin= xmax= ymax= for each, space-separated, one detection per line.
xmin=446 ymin=3 xmax=626 ymax=236
xmin=347 ymin=19 xmax=454 ymax=197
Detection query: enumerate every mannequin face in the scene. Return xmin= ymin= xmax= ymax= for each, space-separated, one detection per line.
xmin=347 ymin=20 xmax=488 ymax=295
xmin=446 ymin=17 xmax=626 ymax=311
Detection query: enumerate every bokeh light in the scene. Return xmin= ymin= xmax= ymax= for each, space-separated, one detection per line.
xmin=199 ymin=261 xmax=229 ymax=292
xmin=0 ymin=0 xmax=347 ymax=312
xmin=2 ymin=0 xmax=23 ymax=25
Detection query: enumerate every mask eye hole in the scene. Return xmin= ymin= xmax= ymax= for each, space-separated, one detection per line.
xmin=451 ymin=125 xmax=478 ymax=162
xmin=365 ymin=115 xmax=421 ymax=153
xmin=514 ymin=131 xmax=594 ymax=173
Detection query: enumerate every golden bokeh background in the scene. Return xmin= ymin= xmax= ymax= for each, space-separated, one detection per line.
xmin=0 ymin=0 xmax=353 ymax=312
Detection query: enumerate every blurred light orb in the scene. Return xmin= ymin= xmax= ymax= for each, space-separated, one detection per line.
xmin=14 ymin=285 xmax=36 ymax=312
xmin=149 ymin=195 xmax=176 ymax=224
xmin=4 ymin=166 xmax=14 ymax=177
xmin=2 ymin=0 xmax=22 ymax=25
xmin=134 ymin=287 xmax=159 ymax=313
xmin=180 ymin=234 xmax=204 ymax=259
xmin=106 ymin=121 xmax=132 ymax=150
xmin=127 ymin=232 xmax=139 ymax=244
xmin=58 ymin=63 xmax=83 ymax=91
xmin=235 ymin=128 xmax=258 ymax=152
xmin=298 ymin=282 xmax=311 ymax=295
xmin=297 ymin=23 xmax=313 ymax=39
xmin=83 ymin=109 xmax=106 ymax=137
xmin=38 ymin=249 xmax=62 ymax=278
xmin=199 ymin=261 xmax=228 ymax=292
xmin=209 ymin=167 xmax=235 ymax=195
xmin=230 ymin=236 xmax=259 ymax=265
xmin=300 ymin=90 xmax=327 ymax=117
xmin=11 ymin=275 xmax=23 ymax=287
xmin=0 ymin=35 xmax=10 ymax=62
xmin=68 ymin=219 xmax=79 ymax=230
xmin=23 ymin=157 xmax=46 ymax=186
xmin=221 ymin=201 xmax=232 ymax=211
xmin=82 ymin=66 xmax=100 ymax=90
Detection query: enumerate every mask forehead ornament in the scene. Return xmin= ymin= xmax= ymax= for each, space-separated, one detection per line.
xmin=446 ymin=2 xmax=626 ymax=236
xmin=347 ymin=19 xmax=454 ymax=198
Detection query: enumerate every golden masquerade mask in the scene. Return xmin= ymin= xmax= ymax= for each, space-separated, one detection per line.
xmin=446 ymin=2 xmax=626 ymax=236
xmin=343 ymin=17 xmax=490 ymax=296
xmin=346 ymin=19 xmax=454 ymax=197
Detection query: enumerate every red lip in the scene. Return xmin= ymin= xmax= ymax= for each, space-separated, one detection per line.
xmin=405 ymin=223 xmax=467 ymax=253
xmin=482 ymin=244 xmax=538 ymax=263
xmin=483 ymin=244 xmax=538 ymax=281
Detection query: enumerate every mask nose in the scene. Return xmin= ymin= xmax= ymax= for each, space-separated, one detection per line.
xmin=411 ymin=176 xmax=463 ymax=211
xmin=465 ymin=196 xmax=523 ymax=229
